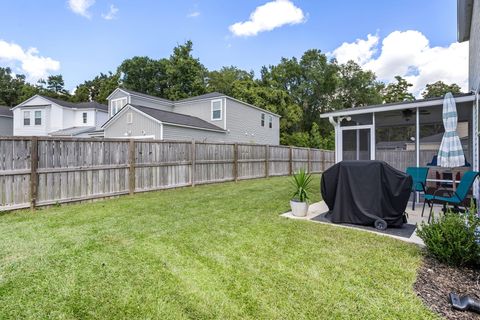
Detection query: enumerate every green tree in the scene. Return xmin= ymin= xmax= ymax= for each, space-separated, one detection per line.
xmin=262 ymin=50 xmax=339 ymax=136
xmin=421 ymin=81 xmax=462 ymax=99
xmin=164 ymin=40 xmax=207 ymax=100
xmin=46 ymin=75 xmax=68 ymax=95
xmin=207 ymin=66 xmax=254 ymax=96
xmin=0 ymin=67 xmax=25 ymax=106
xmin=118 ymin=56 xmax=168 ymax=97
xmin=382 ymin=76 xmax=415 ymax=103
xmin=73 ymin=72 xmax=120 ymax=104
xmin=333 ymin=61 xmax=384 ymax=110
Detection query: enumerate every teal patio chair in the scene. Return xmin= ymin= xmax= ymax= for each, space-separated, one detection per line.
xmin=422 ymin=170 xmax=479 ymax=223
xmin=406 ymin=167 xmax=429 ymax=211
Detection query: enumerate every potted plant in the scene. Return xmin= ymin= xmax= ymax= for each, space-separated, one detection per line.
xmin=290 ymin=168 xmax=313 ymax=217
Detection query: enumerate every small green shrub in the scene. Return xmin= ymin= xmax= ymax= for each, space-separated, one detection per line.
xmin=417 ymin=207 xmax=480 ymax=266
xmin=290 ymin=168 xmax=313 ymax=202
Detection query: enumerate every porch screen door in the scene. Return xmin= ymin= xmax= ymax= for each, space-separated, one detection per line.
xmin=339 ymin=126 xmax=374 ymax=161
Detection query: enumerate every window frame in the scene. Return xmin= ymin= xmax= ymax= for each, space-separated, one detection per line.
xmin=126 ymin=112 xmax=133 ymax=124
xmin=23 ymin=111 xmax=31 ymax=126
xmin=211 ymin=99 xmax=223 ymax=121
xmin=268 ymin=115 xmax=273 ymax=129
xmin=110 ymin=97 xmax=127 ymax=117
xmin=82 ymin=112 xmax=87 ymax=124
xmin=261 ymin=113 xmax=265 ymax=127
xmin=34 ymin=110 xmax=42 ymax=125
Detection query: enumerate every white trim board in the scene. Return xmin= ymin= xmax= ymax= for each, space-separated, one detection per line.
xmin=320 ymin=95 xmax=476 ymax=118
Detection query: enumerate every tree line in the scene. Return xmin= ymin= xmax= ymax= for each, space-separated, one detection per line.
xmin=0 ymin=41 xmax=462 ymax=148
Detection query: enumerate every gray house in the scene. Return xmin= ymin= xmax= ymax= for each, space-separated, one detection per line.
xmin=0 ymin=106 xmax=13 ymax=136
xmin=102 ymin=88 xmax=280 ymax=144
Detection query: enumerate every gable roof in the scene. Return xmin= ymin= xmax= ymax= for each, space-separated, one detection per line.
xmin=102 ymin=104 xmax=225 ymax=132
xmin=41 ymin=96 xmax=108 ymax=111
xmin=107 ymin=88 xmax=281 ymax=117
xmin=0 ymin=106 xmax=13 ymax=117
xmin=14 ymin=95 xmax=108 ymax=112
xmin=118 ymin=88 xmax=173 ymax=104
xmin=176 ymin=92 xmax=225 ymax=103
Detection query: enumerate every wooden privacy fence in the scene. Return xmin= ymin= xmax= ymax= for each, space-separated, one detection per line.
xmin=0 ymin=137 xmax=335 ymax=211
xmin=375 ymin=150 xmax=438 ymax=172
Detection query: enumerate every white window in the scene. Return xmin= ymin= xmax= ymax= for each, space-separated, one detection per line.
xmin=269 ymin=115 xmax=273 ymax=129
xmin=23 ymin=111 xmax=30 ymax=126
xmin=82 ymin=112 xmax=87 ymax=124
xmin=126 ymin=112 xmax=133 ymax=124
xmin=261 ymin=113 xmax=265 ymax=127
xmin=211 ymin=99 xmax=222 ymax=120
xmin=34 ymin=111 xmax=42 ymax=125
xmin=110 ymin=98 xmax=127 ymax=116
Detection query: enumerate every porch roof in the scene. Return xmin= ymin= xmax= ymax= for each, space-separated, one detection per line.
xmin=320 ymin=93 xmax=475 ymax=119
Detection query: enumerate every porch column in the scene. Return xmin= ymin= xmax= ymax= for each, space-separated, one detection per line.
xmin=371 ymin=113 xmax=375 ymax=160
xmin=415 ymin=108 xmax=420 ymax=167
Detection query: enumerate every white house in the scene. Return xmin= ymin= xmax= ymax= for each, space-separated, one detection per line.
xmin=12 ymin=95 xmax=108 ymax=137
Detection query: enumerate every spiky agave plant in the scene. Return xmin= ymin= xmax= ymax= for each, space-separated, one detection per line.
xmin=291 ymin=168 xmax=313 ymax=202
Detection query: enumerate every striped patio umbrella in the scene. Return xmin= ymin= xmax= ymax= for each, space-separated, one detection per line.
xmin=437 ymin=92 xmax=465 ymax=167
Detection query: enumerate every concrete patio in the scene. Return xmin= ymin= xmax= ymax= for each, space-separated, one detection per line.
xmin=281 ymin=200 xmax=446 ymax=246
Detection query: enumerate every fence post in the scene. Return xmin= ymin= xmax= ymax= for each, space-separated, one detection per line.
xmin=191 ymin=140 xmax=196 ymax=187
xmin=321 ymin=150 xmax=326 ymax=172
xmin=233 ymin=143 xmax=238 ymax=182
xmin=30 ymin=137 xmax=38 ymax=210
xmin=289 ymin=146 xmax=293 ymax=175
xmin=307 ymin=148 xmax=312 ymax=173
xmin=128 ymin=139 xmax=135 ymax=195
xmin=265 ymin=144 xmax=269 ymax=178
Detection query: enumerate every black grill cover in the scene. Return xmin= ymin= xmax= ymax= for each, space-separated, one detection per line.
xmin=321 ymin=160 xmax=412 ymax=227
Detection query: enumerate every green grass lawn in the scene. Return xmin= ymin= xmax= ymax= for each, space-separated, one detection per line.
xmin=0 ymin=175 xmax=436 ymax=319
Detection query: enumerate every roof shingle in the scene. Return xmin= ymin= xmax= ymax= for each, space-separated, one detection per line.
xmin=131 ymin=105 xmax=225 ymax=132
xmin=0 ymin=106 xmax=13 ymax=117
xmin=41 ymin=96 xmax=108 ymax=111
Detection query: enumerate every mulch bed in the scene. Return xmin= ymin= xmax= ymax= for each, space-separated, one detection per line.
xmin=414 ymin=255 xmax=480 ymax=319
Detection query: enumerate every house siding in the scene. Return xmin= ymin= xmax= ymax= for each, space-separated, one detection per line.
xmin=162 ymin=124 xmax=226 ymax=142
xmin=174 ymin=99 xmax=225 ymax=129
xmin=130 ymin=96 xmax=173 ymax=112
xmin=104 ymin=105 xmax=163 ymax=138
xmin=224 ymin=98 xmax=280 ymax=145
xmin=95 ymin=110 xmax=109 ymax=127
xmin=470 ymin=0 xmax=480 ymax=90
xmin=0 ymin=116 xmax=13 ymax=136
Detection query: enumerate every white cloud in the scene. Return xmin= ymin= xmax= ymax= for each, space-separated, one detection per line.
xmin=68 ymin=0 xmax=95 ymax=18
xmin=0 ymin=40 xmax=60 ymax=81
xmin=332 ymin=34 xmax=379 ymax=65
xmin=102 ymin=4 xmax=119 ymax=20
xmin=331 ymin=30 xmax=469 ymax=97
xmin=229 ymin=0 xmax=305 ymax=37
xmin=187 ymin=11 xmax=200 ymax=18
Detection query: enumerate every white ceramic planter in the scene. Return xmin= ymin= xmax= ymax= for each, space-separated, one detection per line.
xmin=290 ymin=200 xmax=309 ymax=217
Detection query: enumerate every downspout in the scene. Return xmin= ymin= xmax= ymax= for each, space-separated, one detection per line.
xmin=329 ymin=116 xmax=339 ymax=163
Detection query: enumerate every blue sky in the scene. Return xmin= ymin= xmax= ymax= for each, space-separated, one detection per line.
xmin=0 ymin=0 xmax=463 ymax=94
